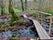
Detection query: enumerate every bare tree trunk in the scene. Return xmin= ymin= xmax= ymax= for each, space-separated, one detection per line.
xmin=38 ymin=0 xmax=42 ymax=10
xmin=20 ymin=0 xmax=24 ymax=11
xmin=25 ymin=0 xmax=27 ymax=10
xmin=34 ymin=0 xmax=36 ymax=2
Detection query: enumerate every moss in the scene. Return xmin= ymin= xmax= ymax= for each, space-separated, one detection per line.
xmin=42 ymin=9 xmax=53 ymax=14
xmin=31 ymin=11 xmax=37 ymax=14
xmin=4 ymin=7 xmax=22 ymax=14
xmin=2 ymin=6 xmax=22 ymax=14
xmin=3 ymin=6 xmax=9 ymax=14
xmin=10 ymin=16 xmax=21 ymax=26
xmin=13 ymin=8 xmax=22 ymax=13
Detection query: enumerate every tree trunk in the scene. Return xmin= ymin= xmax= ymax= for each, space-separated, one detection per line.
xmin=0 ymin=0 xmax=4 ymax=16
xmin=38 ymin=0 xmax=42 ymax=10
xmin=25 ymin=0 xmax=27 ymax=10
xmin=9 ymin=0 xmax=18 ymax=25
xmin=20 ymin=0 xmax=24 ymax=11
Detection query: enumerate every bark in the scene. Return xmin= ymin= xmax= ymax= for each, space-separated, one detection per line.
xmin=20 ymin=0 xmax=24 ymax=11
xmin=9 ymin=0 xmax=18 ymax=25
xmin=0 ymin=0 xmax=4 ymax=16
xmin=25 ymin=0 xmax=27 ymax=10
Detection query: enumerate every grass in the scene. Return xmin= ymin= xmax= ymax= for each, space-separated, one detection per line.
xmin=42 ymin=9 xmax=53 ymax=14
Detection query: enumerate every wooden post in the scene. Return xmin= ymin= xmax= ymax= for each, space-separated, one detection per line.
xmin=40 ymin=13 xmax=43 ymax=24
xmin=37 ymin=13 xmax=43 ymax=24
xmin=36 ymin=13 xmax=38 ymax=20
xmin=49 ymin=15 xmax=52 ymax=35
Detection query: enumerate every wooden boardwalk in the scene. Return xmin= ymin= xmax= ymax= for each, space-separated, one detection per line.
xmin=23 ymin=14 xmax=51 ymax=39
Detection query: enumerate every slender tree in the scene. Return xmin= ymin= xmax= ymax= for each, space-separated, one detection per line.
xmin=25 ymin=0 xmax=27 ymax=10
xmin=38 ymin=0 xmax=42 ymax=10
xmin=34 ymin=0 xmax=36 ymax=2
xmin=0 ymin=0 xmax=4 ymax=16
xmin=20 ymin=0 xmax=24 ymax=11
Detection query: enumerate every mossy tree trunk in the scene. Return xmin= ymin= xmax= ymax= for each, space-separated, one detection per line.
xmin=0 ymin=0 xmax=4 ymax=16
xmin=20 ymin=0 xmax=24 ymax=11
xmin=9 ymin=0 xmax=18 ymax=25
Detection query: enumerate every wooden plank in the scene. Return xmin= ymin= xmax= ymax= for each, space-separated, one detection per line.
xmin=23 ymin=14 xmax=51 ymax=39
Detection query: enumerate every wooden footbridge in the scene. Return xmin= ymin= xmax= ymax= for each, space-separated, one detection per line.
xmin=23 ymin=14 xmax=51 ymax=39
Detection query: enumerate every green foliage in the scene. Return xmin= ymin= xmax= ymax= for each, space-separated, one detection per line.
xmin=10 ymin=17 xmax=23 ymax=26
xmin=31 ymin=11 xmax=37 ymax=15
xmin=32 ymin=11 xmax=37 ymax=14
xmin=42 ymin=9 xmax=53 ymax=14
xmin=3 ymin=7 xmax=21 ymax=14
xmin=13 ymin=8 xmax=22 ymax=13
xmin=10 ymin=16 xmax=19 ymax=26
xmin=4 ymin=6 xmax=9 ymax=14
xmin=9 ymin=0 xmax=19 ymax=26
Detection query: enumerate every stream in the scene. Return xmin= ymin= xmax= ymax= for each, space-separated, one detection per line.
xmin=0 ymin=16 xmax=39 ymax=39
xmin=0 ymin=27 xmax=39 ymax=39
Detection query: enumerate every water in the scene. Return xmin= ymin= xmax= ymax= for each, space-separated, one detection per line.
xmin=17 ymin=27 xmax=36 ymax=37
xmin=0 ymin=33 xmax=2 ymax=38
xmin=0 ymin=14 xmax=39 ymax=39
xmin=0 ymin=30 xmax=13 ymax=39
xmin=0 ymin=27 xmax=39 ymax=39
